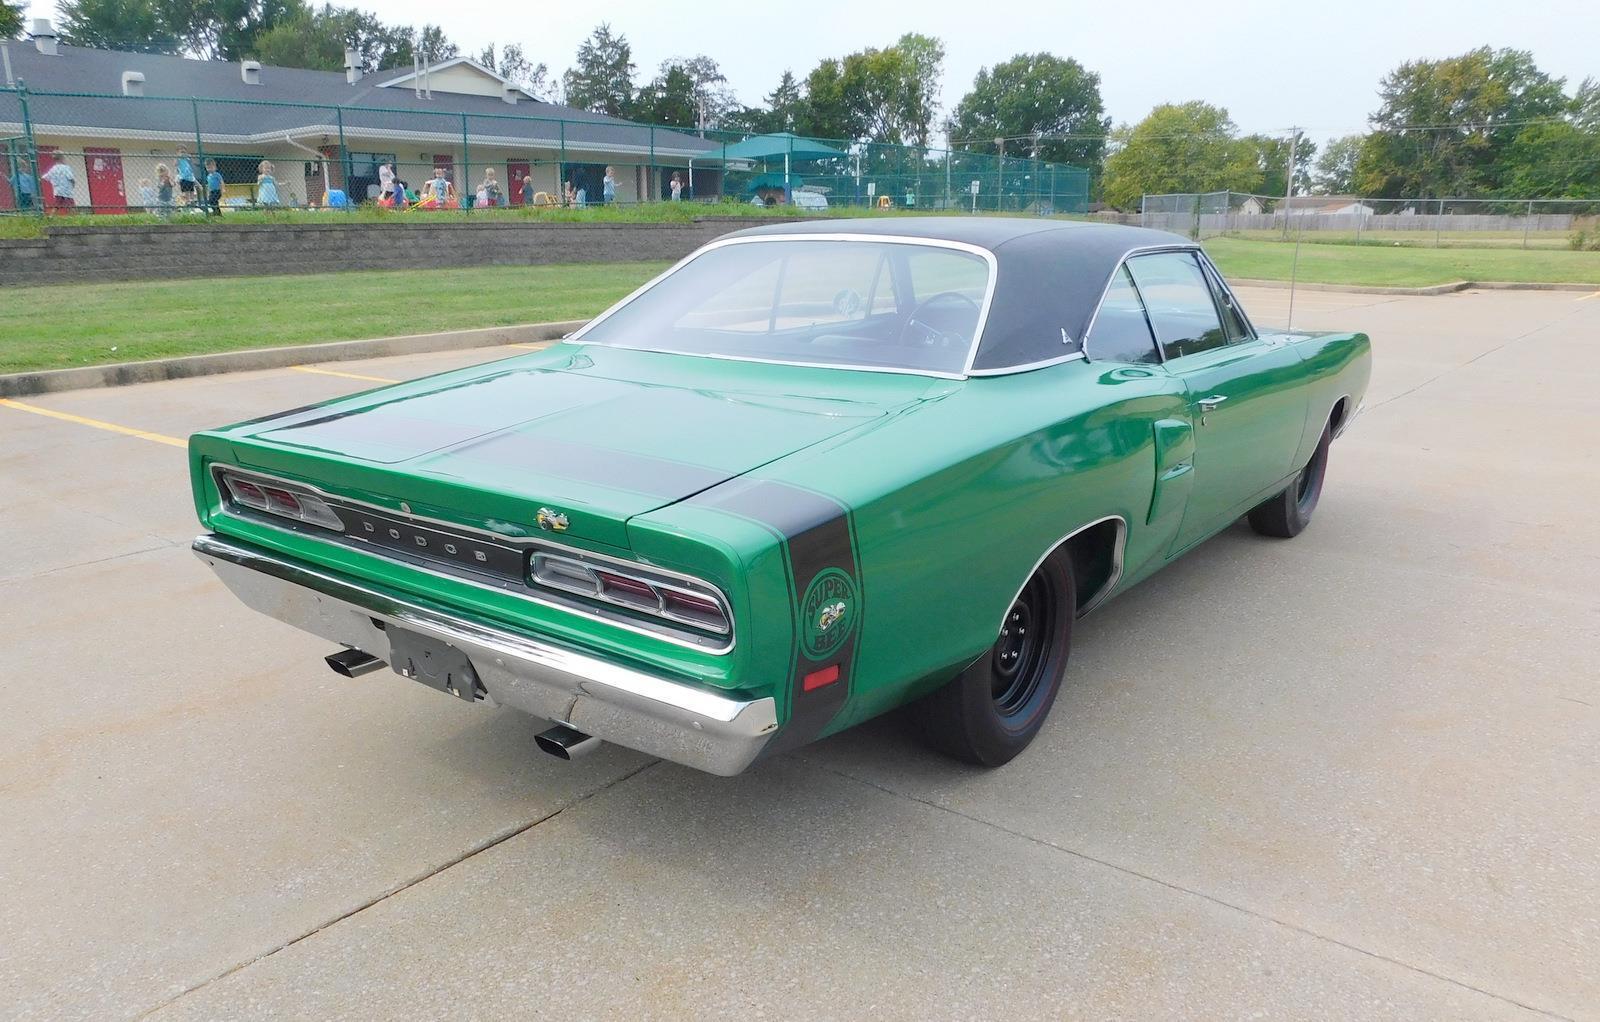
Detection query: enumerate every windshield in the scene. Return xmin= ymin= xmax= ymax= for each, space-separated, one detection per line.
xmin=577 ymin=239 xmax=991 ymax=376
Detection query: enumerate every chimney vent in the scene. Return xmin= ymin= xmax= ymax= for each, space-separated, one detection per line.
xmin=240 ymin=60 xmax=261 ymax=86
xmin=121 ymin=71 xmax=145 ymax=97
xmin=31 ymin=18 xmax=59 ymax=56
xmin=502 ymin=84 xmax=519 ymax=105
xmin=344 ymin=47 xmax=362 ymax=85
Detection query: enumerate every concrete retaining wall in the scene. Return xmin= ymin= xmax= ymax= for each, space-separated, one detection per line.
xmin=0 ymin=216 xmax=798 ymax=286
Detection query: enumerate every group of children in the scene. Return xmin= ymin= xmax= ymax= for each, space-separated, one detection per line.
xmin=133 ymin=147 xmax=280 ymax=215
xmin=375 ymin=162 xmax=625 ymax=210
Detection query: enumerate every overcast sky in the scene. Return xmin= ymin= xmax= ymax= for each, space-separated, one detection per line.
xmin=36 ymin=0 xmax=1600 ymax=142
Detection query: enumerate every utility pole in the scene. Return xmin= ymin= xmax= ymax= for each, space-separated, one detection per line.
xmin=1282 ymin=126 xmax=1300 ymax=239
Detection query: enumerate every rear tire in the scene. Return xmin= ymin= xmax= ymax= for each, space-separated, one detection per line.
xmin=1248 ymin=424 xmax=1331 ymax=539
xmin=914 ymin=554 xmax=1075 ymax=767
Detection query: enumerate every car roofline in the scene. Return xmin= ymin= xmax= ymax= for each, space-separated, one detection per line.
xmin=566 ymin=233 xmax=1000 ymax=381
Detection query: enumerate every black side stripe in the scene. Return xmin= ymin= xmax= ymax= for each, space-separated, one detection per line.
xmin=693 ymin=479 xmax=862 ymax=753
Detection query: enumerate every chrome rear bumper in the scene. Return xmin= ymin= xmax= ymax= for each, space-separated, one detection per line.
xmin=192 ymin=534 xmax=777 ymax=775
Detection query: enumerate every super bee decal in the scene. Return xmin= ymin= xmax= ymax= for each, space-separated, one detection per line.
xmin=691 ymin=479 xmax=863 ymax=754
xmin=801 ymin=568 xmax=858 ymax=660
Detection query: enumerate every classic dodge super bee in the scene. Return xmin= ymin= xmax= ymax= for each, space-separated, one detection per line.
xmin=191 ymin=218 xmax=1370 ymax=774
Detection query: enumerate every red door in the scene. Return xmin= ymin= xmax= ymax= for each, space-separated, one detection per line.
xmin=507 ymin=160 xmax=529 ymax=205
xmin=85 ymin=147 xmax=127 ymax=213
xmin=0 ymin=151 xmax=14 ymax=210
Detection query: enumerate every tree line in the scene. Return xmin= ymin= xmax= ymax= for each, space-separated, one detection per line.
xmin=16 ymin=5 xmax=1600 ymax=205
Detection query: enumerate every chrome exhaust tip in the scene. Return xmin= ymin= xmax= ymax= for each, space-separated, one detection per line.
xmin=326 ymin=648 xmax=386 ymax=678
xmin=535 ymin=724 xmax=601 ymax=761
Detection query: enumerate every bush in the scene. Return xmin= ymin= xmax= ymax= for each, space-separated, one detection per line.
xmin=1572 ymin=217 xmax=1600 ymax=251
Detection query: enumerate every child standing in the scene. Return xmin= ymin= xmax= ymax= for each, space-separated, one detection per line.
xmin=137 ymin=178 xmax=156 ymax=211
xmin=204 ymin=158 xmax=223 ymax=214
xmin=256 ymin=160 xmax=280 ymax=206
xmin=176 ymin=147 xmax=197 ymax=206
xmin=155 ymin=163 xmax=176 ymax=213
xmin=520 ymin=175 xmax=534 ymax=207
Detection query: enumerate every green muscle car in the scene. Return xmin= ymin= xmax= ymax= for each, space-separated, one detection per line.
xmin=191 ymin=218 xmax=1370 ymax=774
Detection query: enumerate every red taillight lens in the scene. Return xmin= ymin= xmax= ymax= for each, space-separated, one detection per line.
xmin=262 ymin=486 xmax=302 ymax=516
xmin=596 ymin=570 xmax=660 ymax=610
xmin=528 ymin=551 xmax=731 ymax=638
xmin=219 ymin=471 xmax=343 ymax=532
xmin=226 ymin=477 xmax=268 ymax=509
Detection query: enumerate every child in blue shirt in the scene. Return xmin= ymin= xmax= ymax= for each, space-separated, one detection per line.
xmin=204 ymin=159 xmax=223 ymax=215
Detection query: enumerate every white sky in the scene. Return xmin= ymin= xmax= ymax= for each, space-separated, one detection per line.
xmin=35 ymin=0 xmax=1600 ymax=144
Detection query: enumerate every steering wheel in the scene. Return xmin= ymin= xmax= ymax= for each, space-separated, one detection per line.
xmin=899 ymin=291 xmax=980 ymax=348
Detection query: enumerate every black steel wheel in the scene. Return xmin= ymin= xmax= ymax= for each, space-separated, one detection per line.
xmin=1248 ymin=424 xmax=1331 ymax=539
xmin=914 ymin=553 xmax=1076 ymax=766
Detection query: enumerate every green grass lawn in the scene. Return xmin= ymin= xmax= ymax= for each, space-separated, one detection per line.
xmin=0 ymin=261 xmax=670 ymax=375
xmin=1203 ymin=236 xmax=1600 ymax=287
xmin=6 ymin=235 xmax=1598 ymax=376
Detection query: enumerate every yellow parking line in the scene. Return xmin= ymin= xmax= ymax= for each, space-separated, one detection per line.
xmin=288 ymin=365 xmax=400 ymax=384
xmin=506 ymin=342 xmax=550 ymax=350
xmin=0 ymin=398 xmax=188 ymax=448
xmin=1576 ymin=291 xmax=1600 ymax=301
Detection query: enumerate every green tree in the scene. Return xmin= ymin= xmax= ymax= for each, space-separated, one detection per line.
xmin=1500 ymin=122 xmax=1600 ymax=198
xmin=3 ymin=1 xmax=26 ymax=38
xmin=1312 ymin=134 xmax=1364 ymax=194
xmin=478 ymin=43 xmax=550 ymax=99
xmin=1100 ymin=102 xmax=1261 ymax=209
xmin=58 ymin=0 xmax=184 ymax=53
xmin=793 ymin=35 xmax=945 ymax=145
xmin=631 ymin=62 xmax=698 ymax=130
xmin=562 ymin=23 xmax=635 ymax=118
xmin=252 ymin=5 xmax=427 ymax=72
xmin=1353 ymin=47 xmax=1568 ymax=198
xmin=948 ymin=53 xmax=1109 ymax=169
xmin=765 ymin=71 xmax=804 ymax=131
xmin=798 ymin=58 xmax=856 ymax=141
xmin=1244 ymin=132 xmax=1316 ymax=198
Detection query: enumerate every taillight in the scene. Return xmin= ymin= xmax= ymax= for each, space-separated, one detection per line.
xmin=218 ymin=470 xmax=344 ymax=532
xmin=530 ymin=550 xmax=731 ymax=637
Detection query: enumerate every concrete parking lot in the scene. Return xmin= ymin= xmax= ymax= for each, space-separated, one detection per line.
xmin=2 ymin=287 xmax=1597 ymax=1020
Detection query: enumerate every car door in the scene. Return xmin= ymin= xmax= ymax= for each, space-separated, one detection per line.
xmin=1124 ymin=250 xmax=1308 ymax=553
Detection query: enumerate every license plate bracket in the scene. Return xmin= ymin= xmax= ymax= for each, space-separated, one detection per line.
xmin=387 ymin=627 xmax=483 ymax=702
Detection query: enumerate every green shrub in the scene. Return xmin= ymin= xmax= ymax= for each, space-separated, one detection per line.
xmin=1572 ymin=217 xmax=1600 ymax=251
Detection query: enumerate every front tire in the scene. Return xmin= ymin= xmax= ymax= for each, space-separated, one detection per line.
xmin=1248 ymin=424 xmax=1331 ymax=538
xmin=914 ymin=554 xmax=1076 ymax=766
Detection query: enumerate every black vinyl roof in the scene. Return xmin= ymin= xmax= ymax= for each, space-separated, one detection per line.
xmin=732 ymin=217 xmax=1194 ymax=371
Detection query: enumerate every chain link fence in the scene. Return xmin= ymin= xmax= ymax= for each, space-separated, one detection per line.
xmin=1140 ymin=191 xmax=1600 ymax=249
xmin=0 ymin=86 xmax=1091 ymax=217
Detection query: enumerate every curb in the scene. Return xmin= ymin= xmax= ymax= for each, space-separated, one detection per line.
xmin=1232 ymin=279 xmax=1597 ymax=296
xmin=0 ymin=320 xmax=587 ymax=398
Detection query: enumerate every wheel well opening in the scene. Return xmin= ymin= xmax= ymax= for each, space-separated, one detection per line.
xmin=1329 ymin=397 xmax=1349 ymax=434
xmin=1059 ymin=519 xmax=1122 ymax=613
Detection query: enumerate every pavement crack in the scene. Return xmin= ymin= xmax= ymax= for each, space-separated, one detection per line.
xmin=137 ymin=757 xmax=661 ymax=1019
xmin=1367 ymin=304 xmax=1591 ymax=413
xmin=818 ymin=763 xmax=1574 ymax=1022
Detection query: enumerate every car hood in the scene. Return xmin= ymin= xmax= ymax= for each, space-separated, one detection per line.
xmin=231 ymin=346 xmax=941 ymax=546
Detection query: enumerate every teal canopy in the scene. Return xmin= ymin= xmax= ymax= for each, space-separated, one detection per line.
xmin=717 ymin=132 xmax=849 ymax=162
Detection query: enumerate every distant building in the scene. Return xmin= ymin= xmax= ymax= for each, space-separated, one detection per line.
xmin=1281 ymin=195 xmax=1375 ymax=216
xmin=0 ymin=20 xmax=722 ymax=210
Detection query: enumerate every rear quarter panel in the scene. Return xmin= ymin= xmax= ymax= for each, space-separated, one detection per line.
xmin=639 ymin=360 xmax=1192 ymax=739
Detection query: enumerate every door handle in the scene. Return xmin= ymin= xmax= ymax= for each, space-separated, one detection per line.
xmin=1197 ymin=395 xmax=1228 ymax=412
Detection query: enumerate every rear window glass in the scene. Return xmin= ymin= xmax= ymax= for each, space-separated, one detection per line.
xmin=578 ymin=240 xmax=991 ymax=375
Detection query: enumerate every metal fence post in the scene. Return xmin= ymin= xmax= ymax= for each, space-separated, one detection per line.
xmin=190 ymin=98 xmax=207 ymax=207
xmin=1523 ymin=199 xmax=1533 ymax=249
xmin=558 ymin=119 xmax=566 ymax=200
xmin=1435 ymin=197 xmax=1444 ymax=247
xmin=460 ymin=113 xmax=470 ymax=210
xmin=650 ymin=126 xmax=657 ymax=201
xmin=334 ymin=106 xmax=347 ymax=208
xmin=17 ymin=82 xmax=44 ymax=218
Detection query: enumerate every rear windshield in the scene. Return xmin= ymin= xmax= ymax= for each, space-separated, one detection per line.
xmin=577 ymin=239 xmax=991 ymax=376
